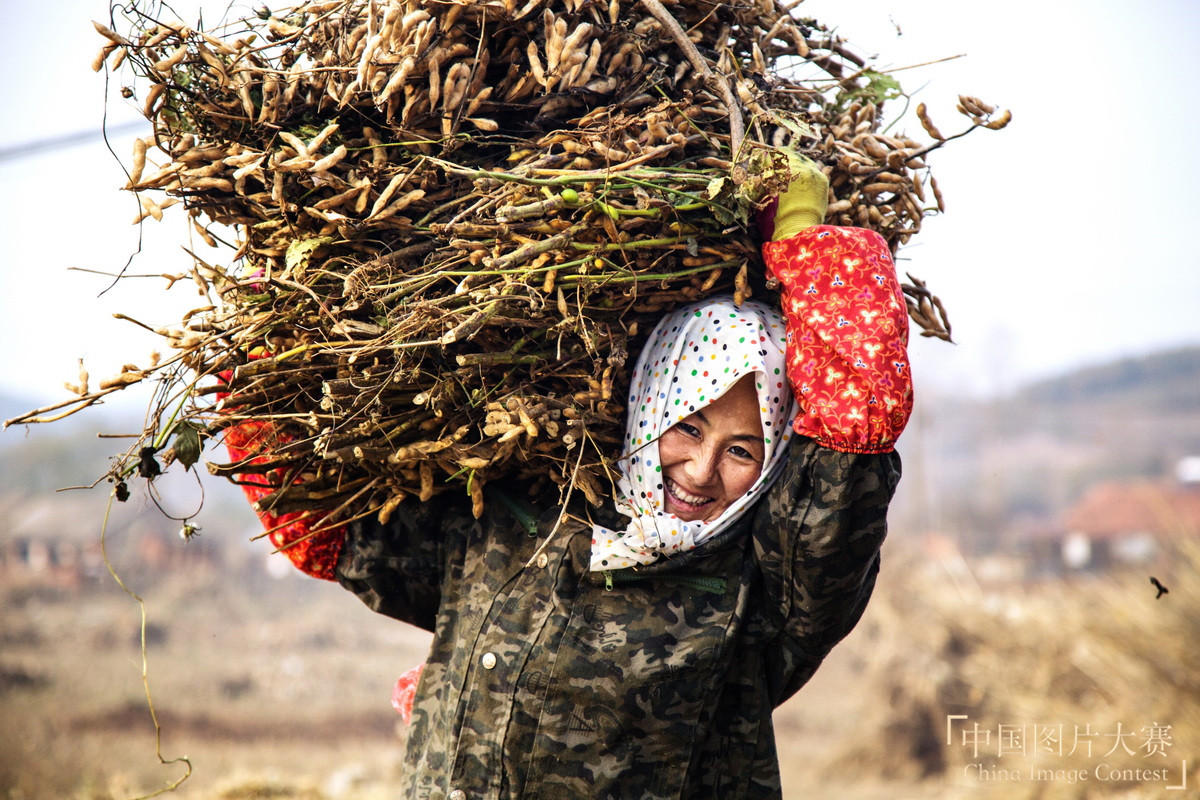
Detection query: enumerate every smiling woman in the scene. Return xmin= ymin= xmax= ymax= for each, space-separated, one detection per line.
xmin=224 ymin=157 xmax=914 ymax=799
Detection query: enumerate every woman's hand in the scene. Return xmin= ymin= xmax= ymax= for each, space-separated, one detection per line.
xmin=757 ymin=153 xmax=829 ymax=242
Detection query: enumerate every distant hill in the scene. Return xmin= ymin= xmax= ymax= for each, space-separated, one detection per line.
xmin=990 ymin=345 xmax=1200 ymax=457
xmin=891 ymin=345 xmax=1200 ymax=549
xmin=1 ymin=390 xmax=44 ymax=428
xmin=1018 ymin=346 xmax=1200 ymax=413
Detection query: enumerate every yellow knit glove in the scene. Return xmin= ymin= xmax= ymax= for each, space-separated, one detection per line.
xmin=771 ymin=154 xmax=829 ymax=241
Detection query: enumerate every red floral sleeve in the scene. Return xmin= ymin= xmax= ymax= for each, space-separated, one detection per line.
xmin=221 ymin=391 xmax=344 ymax=581
xmin=762 ymin=225 xmax=913 ymax=454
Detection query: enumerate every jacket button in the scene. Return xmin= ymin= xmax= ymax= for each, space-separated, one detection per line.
xmin=481 ymin=652 xmax=497 ymax=670
xmin=449 ymin=791 xmax=467 ymax=800
xmin=535 ymin=552 xmax=549 ymax=569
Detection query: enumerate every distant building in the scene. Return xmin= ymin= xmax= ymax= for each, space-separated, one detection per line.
xmin=0 ymin=492 xmax=226 ymax=588
xmin=1030 ymin=466 xmax=1200 ymax=574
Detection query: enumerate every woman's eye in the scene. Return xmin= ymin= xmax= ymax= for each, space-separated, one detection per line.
xmin=674 ymin=422 xmax=700 ymax=438
xmin=728 ymin=445 xmax=755 ymax=460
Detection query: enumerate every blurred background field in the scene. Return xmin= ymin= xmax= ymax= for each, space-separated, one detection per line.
xmin=1 ymin=524 xmax=1195 ymax=799
xmin=3 ymin=346 xmax=1199 ymax=799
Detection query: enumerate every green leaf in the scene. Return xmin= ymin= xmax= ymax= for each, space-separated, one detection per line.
xmin=171 ymin=421 xmax=204 ymax=471
xmin=835 ymin=68 xmax=905 ymax=114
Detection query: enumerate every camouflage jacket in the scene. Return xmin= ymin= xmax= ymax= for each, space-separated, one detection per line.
xmin=335 ymin=435 xmax=900 ymax=800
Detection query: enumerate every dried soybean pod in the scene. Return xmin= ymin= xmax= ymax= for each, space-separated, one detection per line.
xmin=442 ymin=62 xmax=471 ymax=115
xmin=363 ymin=126 xmax=387 ymax=169
xmin=916 ymin=103 xmax=944 ymax=141
xmin=733 ymin=261 xmax=750 ymax=305
xmin=92 ymin=20 xmax=131 ymax=46
xmin=92 ymin=43 xmax=118 ymax=72
xmin=374 ymin=188 xmax=426 ymax=221
xmin=143 ymin=82 xmax=166 ymax=116
xmin=153 ymin=43 xmax=189 ymax=73
xmin=984 ymin=109 xmax=1013 ymax=130
xmin=958 ymin=94 xmax=994 ymax=116
xmin=930 ymin=175 xmax=946 ymax=212
xmin=544 ymin=10 xmax=567 ymax=75
xmin=258 ymin=71 xmax=281 ymax=123
xmin=308 ymin=122 xmax=341 ymax=153
xmin=191 ymin=215 xmax=218 ymax=247
xmin=309 ymin=144 xmax=348 ymax=173
xmin=310 ymin=144 xmax=348 ymax=173
xmin=465 ymin=85 xmax=495 ymax=117
xmin=419 ymin=461 xmax=434 ymax=502
xmin=442 ymin=2 xmax=464 ymax=29
xmin=527 ymin=41 xmax=547 ymax=87
xmin=233 ymin=66 xmax=257 ymax=118
xmin=278 ymin=130 xmax=309 ymax=157
xmin=427 ymin=54 xmax=443 ymax=108
xmin=369 ymin=172 xmax=407 ymax=218
xmin=470 ymin=475 xmax=485 ymax=518
xmin=128 ymin=136 xmax=150 ymax=187
xmin=378 ymin=56 xmax=415 ymax=106
xmin=559 ymin=22 xmax=594 ymax=71
xmin=187 ymin=177 xmax=234 ymax=192
xmin=862 ymin=182 xmax=898 ymax=197
xmin=133 ymin=195 xmax=160 ymax=223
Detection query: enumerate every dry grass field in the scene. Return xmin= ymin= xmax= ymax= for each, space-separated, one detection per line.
xmin=2 ymin=539 xmax=1196 ymax=800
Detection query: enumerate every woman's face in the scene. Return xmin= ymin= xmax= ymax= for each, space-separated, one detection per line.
xmin=657 ymin=373 xmax=764 ymax=523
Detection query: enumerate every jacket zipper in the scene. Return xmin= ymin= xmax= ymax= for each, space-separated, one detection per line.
xmin=603 ymin=569 xmax=727 ymax=595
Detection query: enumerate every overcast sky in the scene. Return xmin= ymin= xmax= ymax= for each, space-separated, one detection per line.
xmin=1 ymin=0 xmax=1198 ymax=421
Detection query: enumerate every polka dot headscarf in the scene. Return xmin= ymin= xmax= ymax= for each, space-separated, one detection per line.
xmin=589 ymin=296 xmax=798 ymax=572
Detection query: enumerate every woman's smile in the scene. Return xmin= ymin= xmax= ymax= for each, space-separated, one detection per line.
xmin=664 ymin=476 xmax=715 ymax=512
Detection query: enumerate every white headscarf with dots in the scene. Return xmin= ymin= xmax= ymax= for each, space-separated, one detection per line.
xmin=589 ymin=296 xmax=798 ymax=571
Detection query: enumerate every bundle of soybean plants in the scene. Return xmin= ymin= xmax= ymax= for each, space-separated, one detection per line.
xmin=17 ymin=0 xmax=1008 ymax=529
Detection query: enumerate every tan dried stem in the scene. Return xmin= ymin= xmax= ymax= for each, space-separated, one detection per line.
xmin=638 ymin=0 xmax=745 ymax=158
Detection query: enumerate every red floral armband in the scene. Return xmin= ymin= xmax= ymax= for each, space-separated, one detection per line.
xmin=221 ymin=380 xmax=343 ymax=581
xmin=762 ymin=225 xmax=913 ymax=453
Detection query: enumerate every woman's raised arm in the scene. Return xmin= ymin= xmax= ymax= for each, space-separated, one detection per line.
xmin=763 ymin=210 xmax=912 ymax=453
xmin=751 ymin=156 xmax=913 ymax=703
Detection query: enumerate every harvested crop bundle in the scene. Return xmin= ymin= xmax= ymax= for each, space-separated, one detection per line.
xmin=13 ymin=0 xmax=1006 ymax=527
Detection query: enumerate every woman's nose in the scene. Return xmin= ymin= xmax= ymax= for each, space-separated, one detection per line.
xmin=683 ymin=447 xmax=719 ymax=486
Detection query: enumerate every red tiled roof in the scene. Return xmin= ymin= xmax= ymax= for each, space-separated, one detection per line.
xmin=1063 ymin=481 xmax=1200 ymax=540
